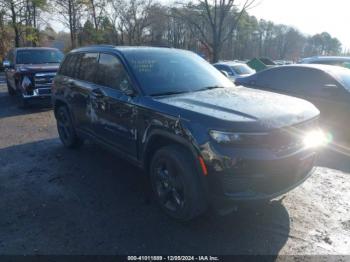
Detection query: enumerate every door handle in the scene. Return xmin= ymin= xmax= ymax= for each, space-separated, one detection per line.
xmin=91 ymin=88 xmax=105 ymax=98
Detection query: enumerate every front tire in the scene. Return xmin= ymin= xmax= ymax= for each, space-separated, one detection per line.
xmin=18 ymin=94 xmax=28 ymax=108
xmin=150 ymin=145 xmax=207 ymax=221
xmin=56 ymin=106 xmax=83 ymax=149
xmin=7 ymin=81 xmax=16 ymax=96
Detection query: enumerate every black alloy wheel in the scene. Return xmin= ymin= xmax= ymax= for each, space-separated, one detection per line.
xmin=150 ymin=145 xmax=207 ymax=221
xmin=56 ymin=106 xmax=82 ymax=148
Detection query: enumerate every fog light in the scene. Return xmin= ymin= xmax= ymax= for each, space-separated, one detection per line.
xmin=303 ymin=129 xmax=328 ymax=148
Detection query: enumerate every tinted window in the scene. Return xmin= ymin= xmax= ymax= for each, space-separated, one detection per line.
xmin=16 ymin=49 xmax=64 ymax=64
xmin=256 ymin=67 xmax=294 ymax=91
xmin=96 ymin=54 xmax=131 ymax=93
xmin=214 ymin=64 xmax=224 ymax=71
xmin=222 ymin=66 xmax=234 ymax=75
xmin=257 ymin=67 xmax=337 ymax=96
xmin=59 ymin=55 xmax=72 ymax=76
xmin=215 ymin=65 xmax=232 ymax=75
xmin=77 ymin=53 xmax=99 ymax=83
xmin=123 ymin=50 xmax=234 ymax=96
xmin=59 ymin=54 xmax=80 ymax=78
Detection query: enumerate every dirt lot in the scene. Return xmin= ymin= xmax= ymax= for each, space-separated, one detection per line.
xmin=0 ymin=79 xmax=349 ymax=256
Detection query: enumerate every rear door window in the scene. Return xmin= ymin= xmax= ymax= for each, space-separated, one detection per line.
xmin=59 ymin=54 xmax=80 ymax=78
xmin=77 ymin=53 xmax=99 ymax=83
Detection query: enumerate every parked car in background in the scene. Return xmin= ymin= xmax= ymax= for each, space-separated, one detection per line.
xmin=274 ymin=60 xmax=293 ymax=65
xmin=235 ymin=64 xmax=350 ymax=139
xmin=3 ymin=47 xmax=64 ymax=107
xmin=213 ymin=61 xmax=255 ymax=81
xmin=300 ymin=56 xmax=350 ymax=69
xmin=52 ymin=45 xmax=323 ymax=221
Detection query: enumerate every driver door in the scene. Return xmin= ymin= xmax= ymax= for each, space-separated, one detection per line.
xmin=91 ymin=53 xmax=138 ymax=157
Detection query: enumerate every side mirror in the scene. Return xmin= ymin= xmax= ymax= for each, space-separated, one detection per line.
xmin=220 ymin=70 xmax=229 ymax=78
xmin=120 ymin=79 xmax=136 ymax=97
xmin=3 ymin=60 xmax=11 ymax=68
xmin=124 ymin=88 xmax=136 ymax=97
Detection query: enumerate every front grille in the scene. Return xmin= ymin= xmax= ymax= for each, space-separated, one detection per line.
xmin=34 ymin=72 xmax=56 ymax=88
xmin=268 ymin=119 xmax=318 ymax=152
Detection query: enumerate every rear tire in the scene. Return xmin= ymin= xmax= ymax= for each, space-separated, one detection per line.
xmin=56 ymin=106 xmax=83 ymax=149
xmin=150 ymin=145 xmax=207 ymax=221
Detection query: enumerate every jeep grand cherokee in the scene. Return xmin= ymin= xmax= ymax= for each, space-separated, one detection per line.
xmin=52 ymin=46 xmax=325 ymax=221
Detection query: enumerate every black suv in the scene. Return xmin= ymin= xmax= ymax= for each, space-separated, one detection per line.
xmin=3 ymin=47 xmax=64 ymax=107
xmin=52 ymin=46 xmax=323 ymax=221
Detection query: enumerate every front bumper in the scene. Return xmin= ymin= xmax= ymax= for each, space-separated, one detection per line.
xmin=203 ymin=143 xmax=317 ymax=202
xmin=23 ymin=87 xmax=51 ymax=99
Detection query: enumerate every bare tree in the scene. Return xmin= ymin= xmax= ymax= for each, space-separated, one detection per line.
xmin=51 ymin=0 xmax=85 ymax=48
xmin=86 ymin=0 xmax=106 ymax=31
xmin=176 ymin=0 xmax=256 ymax=62
xmin=108 ymin=0 xmax=153 ymax=45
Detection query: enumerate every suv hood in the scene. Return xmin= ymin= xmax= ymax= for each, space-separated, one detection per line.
xmin=156 ymin=86 xmax=319 ymax=130
xmin=16 ymin=63 xmax=60 ymax=73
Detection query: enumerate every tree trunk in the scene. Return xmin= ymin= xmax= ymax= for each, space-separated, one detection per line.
xmin=68 ymin=0 xmax=76 ymax=48
xmin=10 ymin=2 xmax=20 ymax=47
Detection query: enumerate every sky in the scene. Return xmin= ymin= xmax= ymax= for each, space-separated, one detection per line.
xmin=248 ymin=0 xmax=350 ymax=51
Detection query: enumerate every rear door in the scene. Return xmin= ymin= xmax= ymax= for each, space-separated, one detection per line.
xmin=64 ymin=52 xmax=99 ymax=133
xmin=90 ymin=53 xmax=138 ymax=157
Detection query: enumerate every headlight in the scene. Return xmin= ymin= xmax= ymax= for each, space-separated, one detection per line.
xmin=209 ymin=130 xmax=266 ymax=145
xmin=303 ymin=129 xmax=328 ymax=148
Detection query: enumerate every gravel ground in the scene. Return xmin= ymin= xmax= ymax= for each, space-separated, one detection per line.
xmin=0 ymin=80 xmax=349 ymax=256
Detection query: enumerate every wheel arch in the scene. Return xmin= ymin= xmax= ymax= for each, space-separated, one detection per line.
xmin=142 ymin=129 xmax=203 ymax=175
xmin=53 ymin=99 xmax=68 ymax=118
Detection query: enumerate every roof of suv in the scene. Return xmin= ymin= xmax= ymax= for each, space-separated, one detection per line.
xmin=15 ymin=47 xmax=60 ymax=51
xmin=70 ymin=45 xmax=188 ymax=55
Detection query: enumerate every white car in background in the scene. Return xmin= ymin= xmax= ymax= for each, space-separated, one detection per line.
xmin=213 ymin=61 xmax=256 ymax=81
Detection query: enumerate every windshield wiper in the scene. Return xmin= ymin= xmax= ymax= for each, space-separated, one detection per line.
xmin=150 ymin=90 xmax=190 ymax=97
xmin=194 ymin=86 xmax=225 ymax=92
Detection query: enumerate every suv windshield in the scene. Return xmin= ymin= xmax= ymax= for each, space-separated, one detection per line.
xmin=16 ymin=49 xmax=64 ymax=64
xmin=123 ymin=49 xmax=234 ymax=96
